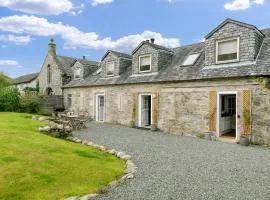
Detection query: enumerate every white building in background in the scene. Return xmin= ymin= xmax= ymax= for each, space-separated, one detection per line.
xmin=13 ymin=73 xmax=39 ymax=92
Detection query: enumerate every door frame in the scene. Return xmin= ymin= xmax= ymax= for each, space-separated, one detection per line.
xmin=217 ymin=91 xmax=238 ymax=140
xmin=95 ymin=93 xmax=105 ymax=122
xmin=138 ymin=93 xmax=153 ymax=127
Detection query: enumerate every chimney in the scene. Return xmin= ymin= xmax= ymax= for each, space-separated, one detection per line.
xmin=146 ymin=40 xmax=150 ymax=43
xmin=83 ymin=56 xmax=86 ymax=60
xmin=151 ymin=38 xmax=155 ymax=44
xmin=48 ymin=38 xmax=56 ymax=56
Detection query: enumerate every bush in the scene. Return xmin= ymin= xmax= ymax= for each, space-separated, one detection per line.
xmin=20 ymin=95 xmax=45 ymax=114
xmin=0 ymin=87 xmax=20 ymax=112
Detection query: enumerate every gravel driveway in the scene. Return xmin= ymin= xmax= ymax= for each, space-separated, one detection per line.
xmin=74 ymin=122 xmax=270 ymax=200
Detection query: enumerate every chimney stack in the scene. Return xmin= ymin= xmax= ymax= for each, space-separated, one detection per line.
xmin=146 ymin=40 xmax=150 ymax=43
xmin=48 ymin=38 xmax=56 ymax=56
xmin=83 ymin=56 xmax=86 ymax=60
xmin=151 ymin=38 xmax=155 ymax=44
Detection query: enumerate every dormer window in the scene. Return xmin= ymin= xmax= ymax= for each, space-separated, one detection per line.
xmin=139 ymin=55 xmax=151 ymax=73
xmin=182 ymin=53 xmax=201 ymax=66
xmin=216 ymin=37 xmax=239 ymax=63
xmin=74 ymin=68 xmax=81 ymax=80
xmin=106 ymin=61 xmax=114 ymax=76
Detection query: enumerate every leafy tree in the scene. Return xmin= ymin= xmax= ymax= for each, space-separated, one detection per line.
xmin=0 ymin=72 xmax=11 ymax=88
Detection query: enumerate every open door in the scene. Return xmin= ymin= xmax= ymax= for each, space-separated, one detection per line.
xmin=218 ymin=93 xmax=237 ymax=139
xmin=139 ymin=94 xmax=152 ymax=127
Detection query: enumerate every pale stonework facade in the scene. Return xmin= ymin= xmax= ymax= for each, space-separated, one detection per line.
xmin=16 ymin=19 xmax=270 ymax=145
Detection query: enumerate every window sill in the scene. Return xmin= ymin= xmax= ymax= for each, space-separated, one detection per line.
xmin=215 ymin=59 xmax=239 ymax=65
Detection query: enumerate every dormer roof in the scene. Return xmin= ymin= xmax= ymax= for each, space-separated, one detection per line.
xmin=132 ymin=41 xmax=175 ymax=55
xmin=205 ymin=18 xmax=265 ymax=39
xmin=101 ymin=50 xmax=132 ymax=61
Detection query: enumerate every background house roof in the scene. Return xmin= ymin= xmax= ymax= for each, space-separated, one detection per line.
xmin=13 ymin=72 xmax=39 ymax=85
xmin=56 ymin=55 xmax=99 ymax=76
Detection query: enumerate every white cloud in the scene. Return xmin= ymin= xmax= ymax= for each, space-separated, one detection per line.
xmin=91 ymin=0 xmax=114 ymax=6
xmin=0 ymin=0 xmax=83 ymax=16
xmin=0 ymin=60 xmax=19 ymax=67
xmin=224 ymin=0 xmax=264 ymax=10
xmin=0 ymin=34 xmax=31 ymax=45
xmin=0 ymin=15 xmax=180 ymax=52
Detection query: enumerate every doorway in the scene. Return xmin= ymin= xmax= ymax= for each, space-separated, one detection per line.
xmin=96 ymin=94 xmax=105 ymax=122
xmin=218 ymin=93 xmax=237 ymax=139
xmin=139 ymin=94 xmax=152 ymax=128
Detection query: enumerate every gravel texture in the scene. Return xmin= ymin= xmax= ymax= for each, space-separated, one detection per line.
xmin=74 ymin=122 xmax=270 ymax=200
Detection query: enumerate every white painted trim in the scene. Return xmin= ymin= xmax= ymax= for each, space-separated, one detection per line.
xmin=216 ymin=37 xmax=240 ymax=64
xmin=217 ymin=91 xmax=238 ymax=141
xmin=138 ymin=93 xmax=153 ymax=127
xmin=95 ymin=93 xmax=105 ymax=122
xmin=130 ymin=72 xmax=158 ymax=77
xmin=139 ymin=54 xmax=152 ymax=73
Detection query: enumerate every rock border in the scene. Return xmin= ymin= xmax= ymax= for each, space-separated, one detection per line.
xmin=65 ymin=136 xmax=137 ymax=200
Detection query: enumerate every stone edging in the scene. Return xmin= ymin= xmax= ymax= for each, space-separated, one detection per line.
xmin=64 ymin=136 xmax=137 ymax=200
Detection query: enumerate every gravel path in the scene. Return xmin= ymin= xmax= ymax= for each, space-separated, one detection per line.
xmin=74 ymin=122 xmax=270 ymax=200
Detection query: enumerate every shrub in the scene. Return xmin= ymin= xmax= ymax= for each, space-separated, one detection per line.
xmin=0 ymin=87 xmax=20 ymax=112
xmin=20 ymin=95 xmax=45 ymax=114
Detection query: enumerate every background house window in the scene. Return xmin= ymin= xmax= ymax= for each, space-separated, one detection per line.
xmin=106 ymin=62 xmax=114 ymax=76
xmin=67 ymin=94 xmax=72 ymax=108
xmin=216 ymin=38 xmax=239 ymax=63
xmin=139 ymin=55 xmax=151 ymax=72
xmin=47 ymin=65 xmax=51 ymax=84
xmin=74 ymin=68 xmax=81 ymax=79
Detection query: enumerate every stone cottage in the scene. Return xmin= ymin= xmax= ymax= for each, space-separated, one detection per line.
xmin=31 ymin=18 xmax=270 ymax=145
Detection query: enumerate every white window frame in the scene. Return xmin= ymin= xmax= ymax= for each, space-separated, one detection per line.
xmin=216 ymin=37 xmax=240 ymax=64
xmin=74 ymin=68 xmax=81 ymax=80
xmin=139 ymin=54 xmax=152 ymax=73
xmin=106 ymin=61 xmax=114 ymax=77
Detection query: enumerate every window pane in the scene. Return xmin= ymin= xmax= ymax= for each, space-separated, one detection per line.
xmin=217 ymin=39 xmax=238 ymax=62
xmin=140 ymin=56 xmax=150 ymax=66
xmin=140 ymin=56 xmax=151 ymax=72
xmin=106 ymin=62 xmax=114 ymax=75
xmin=182 ymin=53 xmax=200 ymax=66
xmin=218 ymin=40 xmax=237 ymax=55
xmin=75 ymin=69 xmax=81 ymax=78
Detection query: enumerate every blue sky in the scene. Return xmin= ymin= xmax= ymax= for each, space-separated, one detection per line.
xmin=0 ymin=0 xmax=269 ymax=78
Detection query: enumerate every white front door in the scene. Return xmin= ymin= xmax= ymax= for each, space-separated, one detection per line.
xmin=96 ymin=95 xmax=105 ymax=122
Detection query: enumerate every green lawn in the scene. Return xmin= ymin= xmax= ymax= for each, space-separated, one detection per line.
xmin=0 ymin=112 xmax=124 ymax=200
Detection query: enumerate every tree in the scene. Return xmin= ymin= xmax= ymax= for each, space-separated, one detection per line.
xmin=0 ymin=72 xmax=11 ymax=88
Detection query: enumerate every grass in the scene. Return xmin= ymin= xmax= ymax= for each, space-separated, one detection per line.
xmin=0 ymin=112 xmax=124 ymax=200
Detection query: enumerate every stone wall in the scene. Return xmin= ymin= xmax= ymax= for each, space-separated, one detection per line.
xmin=205 ymin=22 xmax=264 ymax=66
xmin=38 ymin=53 xmax=63 ymax=95
xmin=63 ymin=77 xmax=270 ymax=145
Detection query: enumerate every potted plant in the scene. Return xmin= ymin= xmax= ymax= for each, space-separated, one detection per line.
xmin=239 ymin=110 xmax=251 ymax=146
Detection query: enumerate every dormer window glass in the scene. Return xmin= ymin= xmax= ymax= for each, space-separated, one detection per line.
xmin=216 ymin=38 xmax=239 ymax=63
xmin=182 ymin=53 xmax=201 ymax=66
xmin=139 ymin=55 xmax=151 ymax=73
xmin=74 ymin=68 xmax=81 ymax=79
xmin=106 ymin=61 xmax=114 ymax=76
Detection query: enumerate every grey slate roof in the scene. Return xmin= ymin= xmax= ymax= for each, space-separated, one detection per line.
xmin=102 ymin=50 xmax=132 ymax=61
xmin=63 ymin=28 xmax=270 ymax=89
xmin=56 ymin=55 xmax=99 ymax=76
xmin=132 ymin=41 xmax=174 ymax=54
xmin=13 ymin=73 xmax=39 ymax=84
